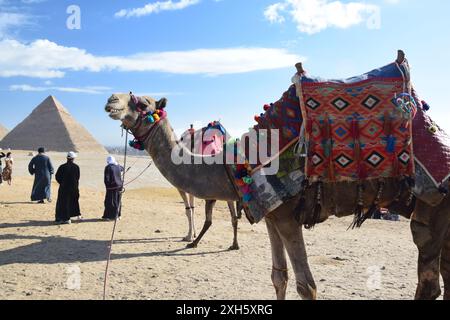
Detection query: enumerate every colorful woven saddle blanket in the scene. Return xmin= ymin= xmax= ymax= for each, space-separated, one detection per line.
xmin=252 ymin=84 xmax=303 ymax=161
xmin=413 ymin=106 xmax=450 ymax=188
xmin=298 ymin=62 xmax=415 ymax=182
xmin=180 ymin=121 xmax=229 ymax=156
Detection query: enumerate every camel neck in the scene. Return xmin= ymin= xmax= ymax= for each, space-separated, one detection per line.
xmin=139 ymin=118 xmax=239 ymax=201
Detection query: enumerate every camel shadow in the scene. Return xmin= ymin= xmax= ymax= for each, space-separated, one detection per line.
xmin=0 ymin=219 xmax=105 ymax=229
xmin=115 ymin=237 xmax=189 ymax=244
xmin=0 ymin=234 xmax=231 ymax=266
xmin=0 ymin=221 xmax=57 ymax=229
xmin=0 ymin=201 xmax=36 ymax=205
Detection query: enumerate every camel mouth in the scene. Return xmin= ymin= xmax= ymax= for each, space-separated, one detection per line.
xmin=106 ymin=103 xmax=124 ymax=120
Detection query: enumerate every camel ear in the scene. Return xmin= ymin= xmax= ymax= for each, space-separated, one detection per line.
xmin=157 ymin=98 xmax=167 ymax=110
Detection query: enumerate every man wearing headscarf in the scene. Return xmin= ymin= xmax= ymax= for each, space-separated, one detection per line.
xmin=28 ymin=147 xmax=54 ymax=203
xmin=103 ymin=155 xmax=124 ymax=221
xmin=55 ymin=152 xmax=81 ymax=224
xmin=0 ymin=151 xmax=5 ymax=185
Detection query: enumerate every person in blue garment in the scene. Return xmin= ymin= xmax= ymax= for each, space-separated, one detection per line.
xmin=102 ymin=156 xmax=124 ymax=221
xmin=28 ymin=147 xmax=54 ymax=204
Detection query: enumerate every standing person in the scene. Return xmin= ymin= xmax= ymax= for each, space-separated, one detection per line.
xmin=55 ymin=152 xmax=81 ymax=224
xmin=28 ymin=147 xmax=54 ymax=204
xmin=2 ymin=152 xmax=13 ymax=185
xmin=0 ymin=151 xmax=5 ymax=185
xmin=103 ymin=156 xmax=124 ymax=221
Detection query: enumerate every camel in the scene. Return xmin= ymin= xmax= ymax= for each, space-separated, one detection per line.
xmin=104 ymin=52 xmax=450 ymax=300
xmin=174 ymin=125 xmax=242 ymax=248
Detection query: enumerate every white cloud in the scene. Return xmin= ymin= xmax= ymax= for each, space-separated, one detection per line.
xmin=0 ymin=39 xmax=303 ymax=78
xmin=115 ymin=0 xmax=200 ymax=18
xmin=264 ymin=0 xmax=380 ymax=34
xmin=9 ymin=84 xmax=112 ymax=94
xmin=0 ymin=12 xmax=30 ymax=38
xmin=264 ymin=3 xmax=288 ymax=24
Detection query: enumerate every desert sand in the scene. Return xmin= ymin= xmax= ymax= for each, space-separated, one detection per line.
xmin=0 ymin=151 xmax=441 ymax=300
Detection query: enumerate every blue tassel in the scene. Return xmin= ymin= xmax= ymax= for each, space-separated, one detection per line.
xmin=421 ymin=101 xmax=430 ymax=112
xmin=386 ymin=135 xmax=396 ymax=153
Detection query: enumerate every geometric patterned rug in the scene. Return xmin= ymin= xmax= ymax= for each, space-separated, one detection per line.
xmin=253 ymin=84 xmax=303 ymax=157
xmin=298 ymin=62 xmax=415 ymax=182
xmin=412 ymin=105 xmax=450 ymax=187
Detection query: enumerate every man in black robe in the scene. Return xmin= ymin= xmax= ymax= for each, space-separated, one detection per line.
xmin=0 ymin=151 xmax=5 ymax=185
xmin=28 ymin=147 xmax=54 ymax=203
xmin=55 ymin=152 xmax=81 ymax=224
xmin=103 ymin=156 xmax=124 ymax=221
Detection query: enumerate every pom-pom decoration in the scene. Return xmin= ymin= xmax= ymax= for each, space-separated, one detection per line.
xmin=129 ymin=139 xmax=145 ymax=151
xmin=429 ymin=125 xmax=438 ymax=134
xmin=421 ymin=100 xmax=430 ymax=112
xmin=234 ymin=163 xmax=253 ymax=203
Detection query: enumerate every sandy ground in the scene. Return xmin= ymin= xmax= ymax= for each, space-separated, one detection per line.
xmin=0 ymin=152 xmax=441 ymax=300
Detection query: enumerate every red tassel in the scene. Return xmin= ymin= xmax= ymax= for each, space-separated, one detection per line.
xmin=393 ymin=153 xmax=400 ymax=176
xmin=306 ymin=121 xmax=313 ymax=135
xmin=351 ymin=119 xmax=360 ymax=139
xmin=383 ymin=112 xmax=392 ymax=136
xmin=263 ymin=104 xmax=270 ymax=111
xmin=328 ymin=158 xmax=335 ymax=181
xmin=358 ymin=163 xmax=368 ymax=179
xmin=324 ymin=119 xmax=331 ymax=140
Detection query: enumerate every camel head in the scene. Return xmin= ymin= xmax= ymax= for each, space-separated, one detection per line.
xmin=105 ymin=93 xmax=167 ymax=128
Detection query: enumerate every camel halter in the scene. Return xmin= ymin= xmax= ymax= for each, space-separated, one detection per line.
xmin=125 ymin=94 xmax=168 ymax=150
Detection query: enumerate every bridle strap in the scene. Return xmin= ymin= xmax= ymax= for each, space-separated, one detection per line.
xmin=125 ymin=93 xmax=167 ymax=145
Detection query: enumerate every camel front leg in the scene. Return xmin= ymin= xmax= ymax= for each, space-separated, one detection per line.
xmin=187 ymin=200 xmax=216 ymax=249
xmin=178 ymin=190 xmax=195 ymax=242
xmin=188 ymin=194 xmax=197 ymax=238
xmin=272 ymin=207 xmax=316 ymax=300
xmin=441 ymin=226 xmax=450 ymax=300
xmin=266 ymin=217 xmax=288 ymax=300
xmin=227 ymin=201 xmax=240 ymax=251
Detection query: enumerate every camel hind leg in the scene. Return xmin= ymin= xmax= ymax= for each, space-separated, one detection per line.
xmin=441 ymin=226 xmax=450 ymax=300
xmin=411 ymin=199 xmax=450 ymax=300
xmin=265 ymin=217 xmax=289 ymax=300
xmin=411 ymin=219 xmax=442 ymax=300
xmin=227 ymin=201 xmax=240 ymax=251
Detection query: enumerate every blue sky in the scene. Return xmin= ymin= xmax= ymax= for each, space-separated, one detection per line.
xmin=0 ymin=0 xmax=449 ymax=146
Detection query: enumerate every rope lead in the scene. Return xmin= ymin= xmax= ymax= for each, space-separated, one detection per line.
xmin=103 ymin=130 xmax=129 ymax=300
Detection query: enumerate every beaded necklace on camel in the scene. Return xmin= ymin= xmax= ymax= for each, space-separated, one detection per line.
xmin=128 ymin=95 xmax=168 ymax=150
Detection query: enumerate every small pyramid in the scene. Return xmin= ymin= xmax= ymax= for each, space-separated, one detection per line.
xmin=0 ymin=96 xmax=107 ymax=153
xmin=0 ymin=124 xmax=7 ymax=141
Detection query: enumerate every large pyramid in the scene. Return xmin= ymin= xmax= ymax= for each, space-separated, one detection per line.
xmin=0 ymin=96 xmax=107 ymax=153
xmin=0 ymin=124 xmax=7 ymax=141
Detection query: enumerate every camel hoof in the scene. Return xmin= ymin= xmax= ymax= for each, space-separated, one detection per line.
xmin=182 ymin=236 xmax=194 ymax=242
xmin=228 ymin=244 xmax=240 ymax=251
xmin=186 ymin=242 xmax=197 ymax=249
